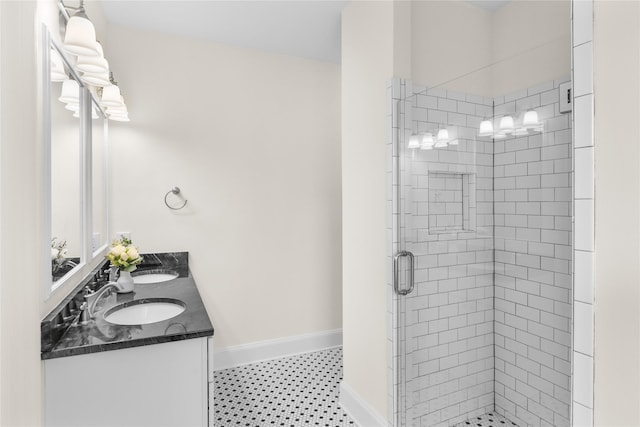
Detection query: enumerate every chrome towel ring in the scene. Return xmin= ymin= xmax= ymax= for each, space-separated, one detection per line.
xmin=164 ymin=187 xmax=188 ymax=210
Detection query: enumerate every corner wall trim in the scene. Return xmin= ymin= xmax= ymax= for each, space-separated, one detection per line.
xmin=339 ymin=381 xmax=389 ymax=427
xmin=213 ymin=329 xmax=342 ymax=371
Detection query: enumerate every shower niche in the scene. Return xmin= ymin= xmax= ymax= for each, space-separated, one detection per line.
xmin=427 ymin=172 xmax=476 ymax=234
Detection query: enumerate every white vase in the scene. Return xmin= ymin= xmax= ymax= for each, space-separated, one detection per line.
xmin=117 ymin=270 xmax=135 ymax=293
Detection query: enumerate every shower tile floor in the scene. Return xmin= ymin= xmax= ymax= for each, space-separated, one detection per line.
xmin=453 ymin=412 xmax=519 ymax=427
xmin=213 ymin=347 xmax=356 ymax=426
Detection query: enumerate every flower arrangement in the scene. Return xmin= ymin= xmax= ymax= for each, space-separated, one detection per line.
xmin=51 ymin=237 xmax=68 ymax=262
xmin=106 ymin=236 xmax=143 ymax=272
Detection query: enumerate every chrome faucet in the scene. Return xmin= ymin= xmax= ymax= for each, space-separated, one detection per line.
xmin=85 ymin=282 xmax=120 ymax=318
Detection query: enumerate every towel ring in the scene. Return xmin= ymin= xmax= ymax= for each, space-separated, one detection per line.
xmin=164 ymin=187 xmax=188 ymax=210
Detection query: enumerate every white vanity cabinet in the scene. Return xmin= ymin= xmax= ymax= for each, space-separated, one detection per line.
xmin=44 ymin=337 xmax=213 ymax=427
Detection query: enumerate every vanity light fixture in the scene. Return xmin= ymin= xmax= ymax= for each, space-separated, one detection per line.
xmin=81 ymin=71 xmax=111 ymax=87
xmin=100 ymin=82 xmax=123 ymax=107
xmin=62 ymin=0 xmax=100 ymax=57
xmin=76 ymin=42 xmax=109 ymax=75
xmin=59 ymin=0 xmax=129 ymax=122
xmin=58 ymin=79 xmax=80 ymax=104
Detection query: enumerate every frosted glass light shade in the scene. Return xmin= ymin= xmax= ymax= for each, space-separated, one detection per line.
xmin=420 ymin=133 xmax=434 ymax=149
xmin=58 ymin=79 xmax=80 ymax=103
xmin=499 ymin=115 xmax=514 ymax=133
xmin=63 ymin=15 xmax=99 ymax=57
xmin=76 ymin=43 xmax=108 ymax=74
xmin=522 ymin=109 xmax=540 ymax=128
xmin=109 ymin=112 xmax=130 ymax=122
xmin=448 ymin=139 xmax=459 ymax=146
xmin=65 ymin=102 xmax=80 ymax=112
xmin=81 ymin=71 xmax=111 ymax=87
xmin=478 ymin=119 xmax=493 ymax=137
xmin=101 ymin=85 xmax=122 ymax=107
xmin=434 ymin=140 xmax=448 ymax=148
xmin=437 ymin=129 xmax=449 ymax=142
xmin=408 ymin=135 xmax=421 ymax=149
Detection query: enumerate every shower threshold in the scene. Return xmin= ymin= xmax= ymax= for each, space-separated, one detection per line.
xmin=453 ymin=411 xmax=519 ymax=427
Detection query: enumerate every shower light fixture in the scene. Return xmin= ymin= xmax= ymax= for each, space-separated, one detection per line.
xmin=437 ymin=129 xmax=450 ymax=142
xmin=421 ymin=133 xmax=435 ymax=149
xmin=499 ymin=115 xmax=514 ymax=133
xmin=478 ymin=119 xmax=493 ymax=137
xmin=408 ymin=135 xmax=421 ymax=149
xmin=522 ymin=109 xmax=540 ymax=128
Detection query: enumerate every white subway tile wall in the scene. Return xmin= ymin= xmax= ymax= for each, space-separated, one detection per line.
xmin=572 ymin=1 xmax=594 ymax=426
xmin=388 ymin=75 xmax=576 ymax=427
xmin=493 ymin=78 xmax=573 ymax=427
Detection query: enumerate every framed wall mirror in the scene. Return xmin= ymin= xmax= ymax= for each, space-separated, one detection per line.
xmin=44 ymin=26 xmax=110 ymax=294
xmin=49 ymin=38 xmax=85 ymax=285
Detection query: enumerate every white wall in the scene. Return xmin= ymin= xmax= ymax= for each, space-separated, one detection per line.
xmin=409 ymin=0 xmax=570 ymax=98
xmin=593 ymin=1 xmax=640 ymax=425
xmin=0 ymin=1 xmax=43 ymax=424
xmin=105 ymin=25 xmax=342 ymax=350
xmin=341 ymin=1 xmax=395 ymax=420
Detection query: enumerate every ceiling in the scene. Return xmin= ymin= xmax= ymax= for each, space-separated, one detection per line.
xmin=100 ymin=0 xmax=349 ymax=64
xmin=100 ymin=0 xmax=511 ymax=64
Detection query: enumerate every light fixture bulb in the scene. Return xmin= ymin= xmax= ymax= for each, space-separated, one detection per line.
xmin=408 ymin=135 xmax=421 ymax=149
xmin=522 ymin=109 xmax=540 ymax=128
xmin=499 ymin=115 xmax=514 ymax=133
xmin=58 ymin=79 xmax=80 ymax=103
xmin=478 ymin=119 xmax=493 ymax=137
xmin=420 ymin=133 xmax=434 ymax=150
xmin=63 ymin=13 xmax=99 ymax=57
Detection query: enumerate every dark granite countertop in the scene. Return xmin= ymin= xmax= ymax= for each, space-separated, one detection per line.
xmin=41 ymin=252 xmax=214 ymax=360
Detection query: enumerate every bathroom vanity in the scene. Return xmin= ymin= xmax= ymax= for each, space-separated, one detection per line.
xmin=41 ymin=253 xmax=214 ymax=427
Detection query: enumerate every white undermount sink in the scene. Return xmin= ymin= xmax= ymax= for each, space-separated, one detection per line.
xmin=104 ymin=299 xmax=186 ymax=325
xmin=132 ymin=270 xmax=179 ymax=284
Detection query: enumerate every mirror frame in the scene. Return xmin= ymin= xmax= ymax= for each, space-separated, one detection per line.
xmin=43 ymin=26 xmax=110 ymax=297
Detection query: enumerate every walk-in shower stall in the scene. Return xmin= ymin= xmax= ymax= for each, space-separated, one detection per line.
xmin=389 ymin=2 xmax=574 ymax=426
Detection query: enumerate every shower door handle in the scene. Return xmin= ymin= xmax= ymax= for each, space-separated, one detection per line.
xmin=393 ymin=250 xmax=415 ymax=296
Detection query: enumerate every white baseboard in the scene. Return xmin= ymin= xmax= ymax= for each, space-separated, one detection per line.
xmin=339 ymin=381 xmax=389 ymax=427
xmin=213 ymin=329 xmax=342 ymax=371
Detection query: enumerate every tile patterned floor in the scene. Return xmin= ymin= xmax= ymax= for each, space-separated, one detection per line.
xmin=452 ymin=412 xmax=519 ymax=427
xmin=214 ymin=347 xmax=356 ymax=426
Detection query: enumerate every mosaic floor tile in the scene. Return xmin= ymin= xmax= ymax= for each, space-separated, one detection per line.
xmin=214 ymin=347 xmax=356 ymax=426
xmin=452 ymin=412 xmax=519 ymax=427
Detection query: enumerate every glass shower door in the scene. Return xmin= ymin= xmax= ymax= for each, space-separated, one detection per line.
xmin=395 ymin=89 xmax=495 ymax=427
